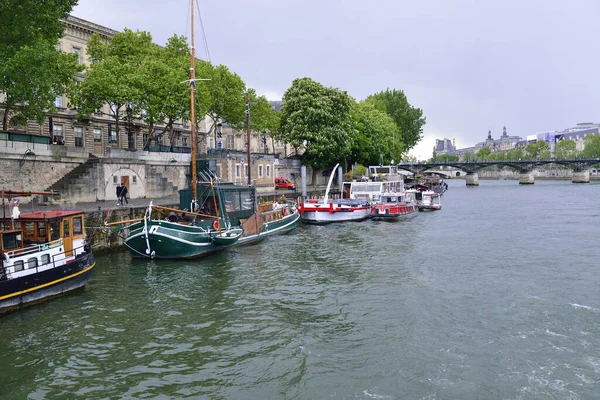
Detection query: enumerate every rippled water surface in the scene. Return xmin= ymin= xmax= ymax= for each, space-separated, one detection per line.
xmin=2 ymin=179 xmax=600 ymax=399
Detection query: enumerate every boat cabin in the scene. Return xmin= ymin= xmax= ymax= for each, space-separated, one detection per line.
xmin=179 ymin=184 xmax=257 ymax=225
xmin=1 ymin=209 xmax=87 ymax=279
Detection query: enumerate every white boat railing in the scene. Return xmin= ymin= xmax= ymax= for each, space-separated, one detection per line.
xmin=3 ymin=238 xmax=63 ymax=259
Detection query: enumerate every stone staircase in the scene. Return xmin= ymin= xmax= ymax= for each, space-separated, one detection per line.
xmin=145 ymin=166 xmax=178 ymax=198
xmin=44 ymin=158 xmax=101 ymax=203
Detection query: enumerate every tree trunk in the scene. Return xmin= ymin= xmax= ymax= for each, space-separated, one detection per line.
xmin=2 ymin=104 xmax=10 ymax=131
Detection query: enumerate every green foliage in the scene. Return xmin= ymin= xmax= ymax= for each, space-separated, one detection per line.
xmin=364 ymin=88 xmax=426 ymax=151
xmin=279 ymin=77 xmax=355 ymax=169
xmin=462 ymin=152 xmax=475 ymax=161
xmin=475 ymin=146 xmax=491 ymax=160
xmin=581 ymin=134 xmax=600 ymax=158
xmin=554 ymin=139 xmax=577 ymax=159
xmin=0 ymin=0 xmax=77 ymax=59
xmin=73 ymin=30 xmax=157 ymax=138
xmin=206 ymin=65 xmax=246 ymax=133
xmin=434 ymin=154 xmax=459 ymax=162
xmin=0 ymin=0 xmax=82 ymax=130
xmin=525 ymin=143 xmax=540 ymax=159
xmin=506 ymin=147 xmax=524 ymax=160
xmin=247 ymin=88 xmax=278 ymax=134
xmin=350 ymin=101 xmax=401 ymax=166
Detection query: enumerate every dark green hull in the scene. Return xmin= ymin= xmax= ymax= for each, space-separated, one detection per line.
xmin=125 ymin=219 xmax=220 ymax=259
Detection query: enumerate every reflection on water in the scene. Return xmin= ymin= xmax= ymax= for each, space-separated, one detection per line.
xmin=1 ymin=179 xmax=600 ymax=398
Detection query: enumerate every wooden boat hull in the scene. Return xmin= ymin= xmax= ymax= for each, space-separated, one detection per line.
xmin=0 ymin=252 xmax=95 ymax=314
xmin=237 ymin=209 xmax=300 ymax=245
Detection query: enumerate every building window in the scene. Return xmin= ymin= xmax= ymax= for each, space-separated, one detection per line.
xmin=216 ymin=164 xmax=222 ymax=178
xmin=226 ymin=135 xmax=234 ymax=149
xmin=258 ymin=165 xmax=263 ymax=178
xmin=108 ymin=124 xmax=117 ymax=143
xmin=53 ymin=124 xmax=63 ymax=144
xmin=182 ymin=137 xmax=188 ymax=147
xmin=244 ymin=165 xmax=248 ymax=177
xmin=94 ymin=128 xmax=102 ymax=142
xmin=266 ymin=165 xmax=271 ymax=177
xmin=209 ymin=138 xmax=214 ymax=149
xmin=235 ymin=164 xmax=241 ymax=178
xmin=74 ymin=127 xmax=84 ymax=147
xmin=54 ymin=96 xmax=62 ymax=108
xmin=72 ymin=47 xmax=82 ymax=64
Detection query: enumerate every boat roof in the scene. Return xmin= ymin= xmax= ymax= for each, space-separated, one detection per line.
xmin=1 ymin=209 xmax=84 ymax=221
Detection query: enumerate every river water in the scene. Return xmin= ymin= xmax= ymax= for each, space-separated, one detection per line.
xmin=2 ymin=179 xmax=600 ymax=399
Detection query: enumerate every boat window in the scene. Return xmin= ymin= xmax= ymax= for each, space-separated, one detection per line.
xmin=2 ymin=232 xmax=21 ymax=250
xmin=240 ymin=191 xmax=254 ymax=211
xmin=63 ymin=219 xmax=70 ymax=238
xmin=27 ymin=257 xmax=38 ymax=269
xmin=38 ymin=222 xmax=47 ymax=238
xmin=24 ymin=222 xmax=35 ymax=238
xmin=73 ymin=217 xmax=83 ymax=235
xmin=41 ymin=254 xmax=50 ymax=265
xmin=224 ymin=192 xmax=240 ymax=212
xmin=13 ymin=260 xmax=24 ymax=272
xmin=50 ymin=222 xmax=60 ymax=241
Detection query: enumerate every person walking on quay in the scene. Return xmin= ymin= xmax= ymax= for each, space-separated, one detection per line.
xmin=119 ymin=184 xmax=129 ymax=205
xmin=116 ymin=183 xmax=122 ymax=205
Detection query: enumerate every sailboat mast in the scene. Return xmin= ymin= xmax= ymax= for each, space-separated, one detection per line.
xmin=246 ymin=91 xmax=251 ymax=185
xmin=190 ymin=0 xmax=197 ymax=206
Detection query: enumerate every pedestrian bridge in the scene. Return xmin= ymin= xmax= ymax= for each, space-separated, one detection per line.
xmin=398 ymin=158 xmax=600 ymax=185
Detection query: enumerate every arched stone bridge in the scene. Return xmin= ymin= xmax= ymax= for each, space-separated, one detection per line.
xmin=398 ymin=158 xmax=600 ymax=185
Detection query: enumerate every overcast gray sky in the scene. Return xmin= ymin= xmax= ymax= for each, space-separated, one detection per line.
xmin=73 ymin=0 xmax=600 ymax=159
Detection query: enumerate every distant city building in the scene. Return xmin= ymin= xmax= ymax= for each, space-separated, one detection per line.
xmin=435 ymin=122 xmax=600 ymax=160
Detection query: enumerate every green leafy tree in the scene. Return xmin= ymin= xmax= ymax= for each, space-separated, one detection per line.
xmin=462 ymin=152 xmax=475 ymax=161
xmin=247 ymin=88 xmax=279 ymax=153
xmin=554 ymin=139 xmax=577 ymax=159
xmin=350 ymin=101 xmax=401 ymax=166
xmin=507 ymin=147 xmax=524 ymax=160
xmin=364 ymin=88 xmax=426 ymax=151
xmin=0 ymin=0 xmax=82 ymax=130
xmin=525 ymin=143 xmax=540 ymax=159
xmin=137 ymin=35 xmax=211 ymax=147
xmin=279 ymin=77 xmax=355 ymax=169
xmin=476 ymin=146 xmax=491 ymax=160
xmin=206 ymin=65 xmax=246 ymax=143
xmin=582 ymin=134 xmax=600 ymax=158
xmin=434 ymin=154 xmax=459 ymax=162
xmin=73 ymin=29 xmax=155 ymax=141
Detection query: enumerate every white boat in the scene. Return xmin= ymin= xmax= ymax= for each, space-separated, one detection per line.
xmin=299 ymin=164 xmax=371 ymax=224
xmin=417 ymin=190 xmax=442 ymax=211
xmin=371 ymin=184 xmax=419 ymax=221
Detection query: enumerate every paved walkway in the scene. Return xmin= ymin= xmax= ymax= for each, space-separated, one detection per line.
xmin=2 ymin=195 xmax=180 ymax=215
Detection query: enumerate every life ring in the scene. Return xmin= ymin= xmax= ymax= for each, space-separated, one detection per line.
xmin=213 ymin=220 xmax=220 ymax=231
xmin=282 ymin=207 xmax=287 ymax=216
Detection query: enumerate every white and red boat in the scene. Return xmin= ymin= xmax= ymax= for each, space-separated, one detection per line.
xmin=371 ymin=185 xmax=419 ymax=221
xmin=299 ymin=164 xmax=371 ymax=224
xmin=417 ymin=189 xmax=442 ymax=211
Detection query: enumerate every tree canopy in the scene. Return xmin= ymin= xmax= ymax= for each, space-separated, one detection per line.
xmin=364 ymin=89 xmax=426 ymax=151
xmin=582 ymin=134 xmax=600 ymax=158
xmin=554 ymin=139 xmax=577 ymax=159
xmin=0 ymin=0 xmax=82 ymax=130
xmin=279 ymin=77 xmax=355 ymax=169
xmin=350 ymin=101 xmax=400 ymax=166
